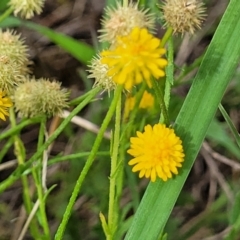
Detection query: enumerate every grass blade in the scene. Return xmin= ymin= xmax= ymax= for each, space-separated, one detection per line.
xmin=0 ymin=17 xmax=95 ymax=64
xmin=219 ymin=103 xmax=240 ymax=149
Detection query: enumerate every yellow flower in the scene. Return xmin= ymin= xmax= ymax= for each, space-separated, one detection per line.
xmin=0 ymin=91 xmax=13 ymax=121
xmin=128 ymin=124 xmax=184 ymax=182
xmin=123 ymin=91 xmax=154 ymax=120
xmin=101 ymin=27 xmax=167 ymax=90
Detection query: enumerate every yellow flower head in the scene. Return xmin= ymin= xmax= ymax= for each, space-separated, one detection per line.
xmin=123 ymin=91 xmax=154 ymax=120
xmin=0 ymin=91 xmax=13 ymax=121
xmin=101 ymin=27 xmax=167 ymax=90
xmin=99 ymin=1 xmax=155 ymax=44
xmin=128 ymin=124 xmax=185 ymax=182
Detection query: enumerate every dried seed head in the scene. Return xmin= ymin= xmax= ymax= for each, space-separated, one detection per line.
xmin=162 ymin=0 xmax=206 ymax=34
xmin=14 ymin=78 xmax=69 ymax=118
xmin=88 ymin=56 xmax=116 ymax=95
xmin=99 ymin=1 xmax=155 ymax=44
xmin=9 ymin=0 xmax=45 ymax=19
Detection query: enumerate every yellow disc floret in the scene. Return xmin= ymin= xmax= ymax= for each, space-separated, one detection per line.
xmin=101 ymin=27 xmax=167 ymax=90
xmin=128 ymin=124 xmax=185 ymax=182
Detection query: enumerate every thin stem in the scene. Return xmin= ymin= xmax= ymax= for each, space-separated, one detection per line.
xmin=0 ymin=7 xmax=13 ymax=23
xmin=107 ymin=89 xmax=122 ymax=239
xmin=54 ymin=85 xmax=123 ymax=240
xmin=160 ymin=27 xmax=173 ymax=47
xmin=9 ymin=108 xmax=40 ymax=239
xmin=122 ymin=82 xmax=147 ymax=139
xmin=0 ymin=87 xmax=101 ymax=194
xmin=0 ymin=137 xmax=14 ymax=163
xmin=123 ymin=0 xmax=129 ymax=7
xmin=160 ymin=36 xmax=173 ymax=122
xmin=116 ymin=83 xmax=146 ymax=208
xmin=0 ymin=117 xmax=41 ymax=141
xmin=152 ymin=80 xmax=170 ymax=125
xmin=33 ymin=116 xmax=51 ymax=239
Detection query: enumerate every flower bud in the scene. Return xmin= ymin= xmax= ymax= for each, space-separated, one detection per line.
xmin=0 ymin=55 xmax=25 ymax=94
xmin=0 ymin=29 xmax=30 ymax=74
xmin=88 ymin=56 xmax=116 ymax=95
xmin=14 ymin=78 xmax=69 ymax=118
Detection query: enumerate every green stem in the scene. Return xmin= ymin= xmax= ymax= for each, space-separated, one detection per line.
xmin=160 ymin=27 xmax=173 ymax=47
xmin=34 ymin=117 xmax=51 ymax=239
xmin=107 ymin=89 xmax=122 ymax=240
xmin=160 ymin=36 xmax=174 ymax=122
xmin=9 ymin=108 xmax=40 ymax=239
xmin=0 ymin=87 xmax=101 ymax=194
xmin=123 ymin=83 xmax=147 ymax=139
xmin=0 ymin=117 xmax=41 ymax=141
xmin=0 ymin=7 xmax=13 ymax=23
xmin=152 ymin=80 xmax=170 ymax=125
xmin=70 ymin=88 xmax=100 ymax=106
xmin=54 ymin=85 xmax=123 ymax=240
xmin=123 ymin=0 xmax=128 ymax=7
xmin=0 ymin=137 xmax=14 ymax=163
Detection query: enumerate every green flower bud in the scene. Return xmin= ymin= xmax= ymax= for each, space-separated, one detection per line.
xmin=0 ymin=29 xmax=30 ymax=70
xmin=0 ymin=55 xmax=26 ymax=94
xmin=88 ymin=56 xmax=116 ymax=95
xmin=14 ymin=78 xmax=69 ymax=118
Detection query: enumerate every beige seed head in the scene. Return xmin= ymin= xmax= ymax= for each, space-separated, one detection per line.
xmin=162 ymin=0 xmax=206 ymax=34
xmin=99 ymin=1 xmax=155 ymax=44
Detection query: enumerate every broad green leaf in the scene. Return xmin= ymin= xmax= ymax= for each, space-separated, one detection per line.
xmin=0 ymin=17 xmax=95 ymax=64
xmin=125 ymin=0 xmax=240 ymax=239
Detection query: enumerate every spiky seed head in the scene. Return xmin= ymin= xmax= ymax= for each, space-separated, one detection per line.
xmin=88 ymin=56 xmax=116 ymax=95
xmin=0 ymin=29 xmax=31 ymax=75
xmin=162 ymin=0 xmax=206 ymax=34
xmin=9 ymin=0 xmax=45 ymax=19
xmin=14 ymin=78 xmax=69 ymax=118
xmin=0 ymin=55 xmax=26 ymax=94
xmin=99 ymin=1 xmax=155 ymax=44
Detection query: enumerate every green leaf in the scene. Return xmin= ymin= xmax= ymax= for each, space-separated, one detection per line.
xmin=0 ymin=0 xmax=8 ymax=11
xmin=218 ymin=103 xmax=240 ymax=149
xmin=224 ymin=192 xmax=240 ymax=240
xmin=0 ymin=17 xmax=95 ymax=64
xmin=206 ymin=118 xmax=240 ymax=158
xmin=125 ymin=0 xmax=240 ymax=239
